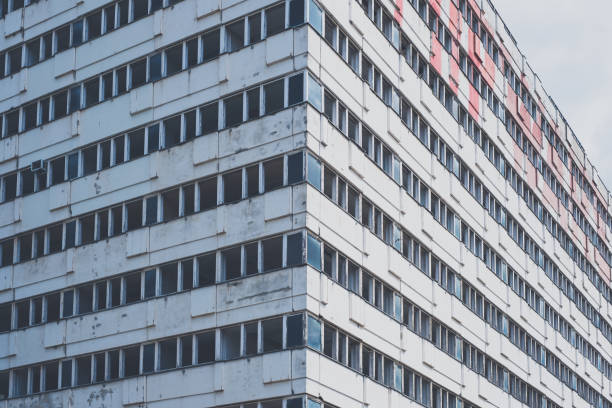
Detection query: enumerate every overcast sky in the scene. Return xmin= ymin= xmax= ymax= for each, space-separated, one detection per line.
xmin=493 ymin=0 xmax=612 ymax=193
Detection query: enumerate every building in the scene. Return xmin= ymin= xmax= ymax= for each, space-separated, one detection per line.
xmin=0 ymin=0 xmax=611 ymax=407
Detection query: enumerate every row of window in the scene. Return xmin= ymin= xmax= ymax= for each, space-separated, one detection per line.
xmin=0 ymin=150 xmax=305 ymax=266
xmin=0 ymin=312 xmax=306 ymax=399
xmin=307 ymin=152 xmax=612 ymax=401
xmin=0 ymin=0 xmax=188 ymax=77
xmin=0 ymin=0 xmax=307 ymax=139
xmin=0 ymin=71 xmax=305 ymax=201
xmin=315 ymin=4 xmax=612 ymax=341
xmin=330 ymin=88 xmax=612 ymax=377
xmin=316 ymin=61 xmax=612 ymax=361
xmin=0 ymin=229 xmax=308 ymax=332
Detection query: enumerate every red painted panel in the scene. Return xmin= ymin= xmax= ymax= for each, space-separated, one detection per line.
xmin=394 ymin=0 xmax=403 ymax=24
xmin=430 ymin=38 xmax=442 ymax=74
xmin=469 ymin=84 xmax=479 ymax=118
xmin=449 ymin=58 xmax=459 ymax=94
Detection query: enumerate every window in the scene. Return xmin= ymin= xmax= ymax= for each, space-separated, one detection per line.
xmin=309 ymin=0 xmax=322 ymax=34
xmin=245 ymin=322 xmax=258 ymax=355
xmin=82 ymin=145 xmax=98 ymax=176
xmin=160 ymin=263 xmax=178 ymax=294
xmin=93 ymin=353 xmax=105 ymax=382
xmin=348 ymin=41 xmax=359 ymax=72
xmin=286 ymin=313 xmax=304 ymax=347
xmin=180 ymin=335 xmax=193 ymax=366
xmin=44 ymin=362 xmax=59 ymax=391
xmin=159 ymin=339 xmax=177 ymax=370
xmin=286 ymin=232 xmax=303 ymax=266
xmin=128 ymin=129 xmax=145 ymax=160
xmin=18 ymin=234 xmax=31 ymax=262
xmin=163 ymin=115 xmax=181 ymax=148
xmin=86 ymin=12 xmax=102 ymax=41
xmin=224 ymin=94 xmax=243 ymax=128
xmin=76 ymin=356 xmax=91 ymax=385
xmin=307 ymin=234 xmax=321 ymax=270
xmin=246 ymin=164 xmax=259 ymax=197
xmin=122 ymin=346 xmax=140 ymax=377
xmin=72 ymin=20 xmax=83 ymax=46
xmin=149 ymin=53 xmax=162 ymax=81
xmin=61 ymin=360 xmax=72 ymax=388
xmin=56 ymin=26 xmax=70 ymax=52
xmin=307 ymin=154 xmax=321 ymax=190
xmin=223 ymin=169 xmax=242 ymax=203
xmin=26 ymin=39 xmax=40 ymax=66
xmin=197 ymin=253 xmax=216 ymax=287
xmin=144 ymin=269 xmax=156 ymax=298
xmin=197 ymin=331 xmax=215 ymax=363
xmin=162 ymin=188 xmax=180 ymax=221
xmin=52 ymin=91 xmax=67 ymax=119
xmin=183 ymin=184 xmax=195 ymax=215
xmin=249 ymin=13 xmax=262 ymax=43
xmin=77 ymin=285 xmax=93 ymax=314
xmin=201 ymin=102 xmax=219 ymax=134
xmin=113 ymin=136 xmax=125 ymax=164
xmin=308 ymin=316 xmax=321 ymax=350
xmin=324 ymin=17 xmax=337 ymax=48
xmin=245 ymin=242 xmax=259 ymax=275
xmin=117 ymin=0 xmax=129 ymax=26
xmin=48 ymin=224 xmax=63 ymax=254
xmin=287 ymin=152 xmax=303 ymax=184
xmin=130 ymin=59 xmax=147 ymax=89
xmin=289 ymin=0 xmax=305 ymax=26
xmin=262 ymin=236 xmax=282 ymax=271
xmin=226 ymin=19 xmax=245 ymax=52
xmin=165 ymin=44 xmax=183 ymax=76
xmin=125 ymin=273 xmax=141 ymax=304
xmin=202 ymin=29 xmax=221 ymax=61
xmin=307 ymin=74 xmax=322 ymax=110
xmin=221 ymin=326 xmax=241 ymax=360
xmin=288 ymin=73 xmax=304 ymax=105
xmin=102 ymin=72 xmax=113 ymax=100
xmin=184 ymin=109 xmax=197 ymax=140
xmin=133 ymin=0 xmax=147 ymax=20
xmin=103 ymin=5 xmax=115 ymax=33
xmin=80 ymin=214 xmax=95 ymax=244
xmin=264 ymin=157 xmax=283 ymax=191
xmin=222 ymin=247 xmax=241 ymax=280
xmin=142 ymin=343 xmax=155 ymax=373
xmin=247 ymin=87 xmax=260 ymax=120
xmin=265 ymin=3 xmax=285 ymax=37
xmin=199 ymin=177 xmax=217 ymax=210
xmin=116 ymin=66 xmax=127 ymax=94
xmin=126 ymin=200 xmax=143 ymax=231
xmin=262 ymin=317 xmax=283 ymax=352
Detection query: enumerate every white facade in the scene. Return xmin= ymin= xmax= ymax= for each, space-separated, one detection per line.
xmin=0 ymin=0 xmax=611 ymax=408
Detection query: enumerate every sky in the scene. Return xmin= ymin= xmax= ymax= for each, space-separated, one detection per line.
xmin=493 ymin=0 xmax=612 ymax=194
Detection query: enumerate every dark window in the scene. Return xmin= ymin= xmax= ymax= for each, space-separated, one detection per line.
xmin=264 ymin=157 xmax=284 ymax=191
xmin=264 ymin=79 xmax=284 ymax=114
xmin=221 ymin=326 xmax=241 ymax=359
xmin=150 ymin=0 xmax=163 ymax=12
xmin=128 ymin=129 xmax=145 ymax=159
xmin=98 ymin=210 xmax=109 ymax=240
xmin=116 ymin=66 xmax=127 ymax=94
xmin=110 ymin=277 xmax=121 ymax=307
xmin=86 ymin=12 xmax=102 ymax=40
xmin=0 ymin=304 xmax=11 ymax=332
xmin=197 ymin=253 xmax=216 ymax=287
xmin=245 ymin=242 xmax=258 ymax=275
xmin=265 ymin=4 xmax=285 ymax=37
xmin=223 ymin=169 xmax=242 ymax=203
xmin=197 ymin=331 xmax=215 ymax=363
xmin=249 ymin=13 xmax=262 ymax=43
xmin=0 ymin=239 xmax=13 ymax=267
xmin=287 ymin=152 xmax=303 ymax=184
xmin=133 ymin=0 xmax=148 ymax=20
xmin=83 ymin=145 xmax=98 ymax=176
xmin=224 ymin=93 xmax=243 ymax=127
xmin=286 ymin=232 xmax=303 ymax=266
xmin=40 ymin=97 xmax=50 ymax=124
xmin=21 ymin=169 xmax=34 ymax=196
xmin=125 ymin=273 xmax=141 ymax=304
xmin=222 ymin=246 xmax=241 ymax=280
xmin=26 ymin=39 xmax=39 ymax=66
xmin=262 ymin=317 xmax=283 ymax=352
xmin=52 ymin=91 xmax=68 ymax=119
xmin=84 ymin=78 xmax=99 ymax=107
xmin=182 ymin=259 xmax=194 ymax=290
xmin=44 ymin=362 xmax=59 ymax=391
xmin=202 ymin=29 xmax=220 ymax=61
xmin=126 ymin=200 xmax=143 ymax=230
xmin=56 ymin=26 xmax=70 ymax=52
xmin=201 ymin=102 xmax=218 ymax=134
xmin=3 ymin=173 xmax=16 ymax=201
xmin=165 ymin=44 xmax=183 ymax=76
xmin=108 ymin=350 xmax=120 ymax=379
xmin=32 ymin=297 xmax=42 ymax=324
xmin=183 ymin=184 xmax=195 ymax=215
xmin=102 ymin=72 xmax=113 ymax=99
xmin=48 ymin=224 xmax=63 ymax=254
xmin=16 ymin=300 xmax=29 ymax=328
xmin=95 ymin=282 xmax=107 ymax=310
xmin=5 ymin=110 xmax=19 ymax=136
xmin=289 ymin=0 xmax=305 ymax=26
xmin=262 ymin=236 xmax=282 ymax=271
xmin=104 ymin=6 xmax=115 ymax=33
xmin=67 ymin=152 xmax=78 ymax=180
xmin=42 ymin=34 xmax=53 ymax=60
xmin=114 ymin=135 xmax=125 ymax=165
xmin=94 ymin=353 xmax=105 ymax=382
xmin=184 ymin=109 xmax=197 ymax=140
xmin=80 ymin=214 xmax=95 ymax=245
xmin=148 ymin=124 xmax=160 ymax=152
xmin=122 ymin=346 xmax=140 ymax=377
xmin=247 ymin=87 xmax=260 ymax=120
xmin=142 ymin=343 xmax=155 ymax=373
xmin=130 ymin=59 xmax=147 ymax=88
xmin=63 ymin=290 xmax=74 ymax=317
xmin=149 ymin=52 xmax=161 ymax=81
xmin=226 ymin=19 xmax=245 ymax=52
xmin=50 ymin=157 xmax=65 ymax=185
xmin=118 ymin=0 xmax=129 ymax=26
xmin=145 ymin=196 xmax=157 ymax=225
xmin=186 ymin=38 xmax=198 ymax=67
xmin=246 ymin=164 xmax=259 ymax=197
xmin=72 ymin=20 xmax=83 ymax=46
xmin=163 ymin=115 xmax=181 ymax=147
xmin=199 ymin=177 xmax=217 ymax=210
xmin=159 ymin=339 xmax=177 ymax=370
xmin=19 ymin=234 xmax=32 ymax=262
xmin=144 ymin=269 xmax=156 ymax=298
xmin=288 ymin=73 xmax=304 ymax=105
xmin=160 ymin=263 xmax=178 ymax=294
xmin=286 ymin=313 xmax=304 ymax=346
xmin=46 ymin=293 xmax=61 ymax=322
xmin=69 ymin=86 xmax=81 ymax=113
xmin=76 ymin=356 xmax=91 ymax=385
xmin=162 ymin=188 xmax=180 ymax=221
xmin=245 ymin=322 xmax=258 ymax=355
xmin=111 ymin=205 xmax=123 ymax=236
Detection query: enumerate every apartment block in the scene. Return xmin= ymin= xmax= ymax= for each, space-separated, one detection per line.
xmin=0 ymin=0 xmax=611 ymax=407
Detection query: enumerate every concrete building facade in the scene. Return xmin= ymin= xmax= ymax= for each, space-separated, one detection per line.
xmin=0 ymin=0 xmax=611 ymax=407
